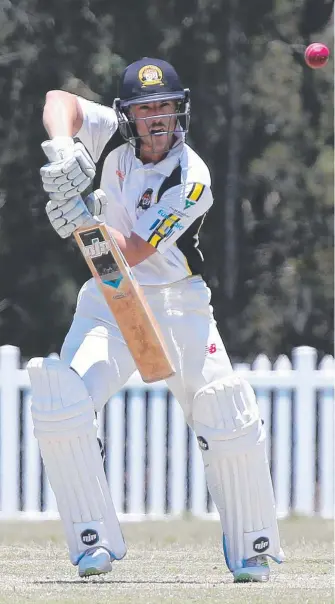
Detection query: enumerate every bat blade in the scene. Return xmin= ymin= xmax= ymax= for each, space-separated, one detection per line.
xmin=74 ymin=223 xmax=175 ymax=383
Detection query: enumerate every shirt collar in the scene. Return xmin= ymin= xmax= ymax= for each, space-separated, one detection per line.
xmin=130 ymin=134 xmax=184 ymax=177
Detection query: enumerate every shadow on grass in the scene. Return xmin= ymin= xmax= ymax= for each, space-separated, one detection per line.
xmin=31 ymin=578 xmax=225 ymax=586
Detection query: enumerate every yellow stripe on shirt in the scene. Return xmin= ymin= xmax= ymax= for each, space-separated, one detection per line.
xmin=148 ymin=214 xmax=180 ymax=248
xmin=188 ymin=183 xmax=205 ymax=202
xmin=148 ymin=233 xmax=162 ymax=248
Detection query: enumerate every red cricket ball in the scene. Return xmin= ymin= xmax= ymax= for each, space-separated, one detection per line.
xmin=304 ymin=43 xmax=330 ymax=69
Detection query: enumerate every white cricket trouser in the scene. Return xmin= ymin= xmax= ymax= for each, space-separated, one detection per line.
xmin=61 ymin=275 xmax=233 ymax=423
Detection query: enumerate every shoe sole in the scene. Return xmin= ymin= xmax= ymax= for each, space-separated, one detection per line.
xmin=79 ymin=566 xmax=112 ymax=578
xmin=80 ymin=568 xmax=105 ymax=578
xmin=234 ymin=573 xmax=269 ymax=583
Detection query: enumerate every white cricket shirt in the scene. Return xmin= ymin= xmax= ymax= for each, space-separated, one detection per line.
xmin=76 ymin=97 xmax=213 ymax=286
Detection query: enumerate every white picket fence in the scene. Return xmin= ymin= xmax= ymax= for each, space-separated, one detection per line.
xmin=0 ymin=345 xmax=333 ymax=520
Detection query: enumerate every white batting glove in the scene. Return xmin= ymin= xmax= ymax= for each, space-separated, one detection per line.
xmin=46 ymin=190 xmax=107 ymax=239
xmin=40 ymin=137 xmax=96 ymax=202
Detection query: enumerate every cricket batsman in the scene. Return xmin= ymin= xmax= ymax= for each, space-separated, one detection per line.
xmin=27 ymin=57 xmax=284 ymax=581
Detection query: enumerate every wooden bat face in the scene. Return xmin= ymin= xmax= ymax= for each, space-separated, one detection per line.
xmin=74 ymin=222 xmax=175 ymax=383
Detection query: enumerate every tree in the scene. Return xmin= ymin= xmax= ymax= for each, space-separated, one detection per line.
xmin=0 ymin=0 xmax=333 ymax=360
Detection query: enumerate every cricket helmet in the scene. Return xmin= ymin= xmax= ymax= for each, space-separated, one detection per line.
xmin=113 ymin=57 xmax=190 ymax=145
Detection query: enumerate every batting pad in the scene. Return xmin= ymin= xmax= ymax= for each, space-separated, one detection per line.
xmin=27 ymin=357 xmax=126 ymax=565
xmin=193 ymin=376 xmax=284 ymax=572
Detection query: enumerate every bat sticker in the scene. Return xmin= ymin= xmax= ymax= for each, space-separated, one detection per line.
xmin=79 ymin=228 xmax=123 ymax=287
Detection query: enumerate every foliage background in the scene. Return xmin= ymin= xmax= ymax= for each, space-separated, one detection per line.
xmin=0 ymin=0 xmax=333 ymax=361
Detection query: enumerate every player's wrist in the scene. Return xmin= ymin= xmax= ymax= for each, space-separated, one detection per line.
xmin=41 ymin=136 xmax=74 ymax=162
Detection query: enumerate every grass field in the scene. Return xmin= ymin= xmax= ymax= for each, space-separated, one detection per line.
xmin=0 ymin=517 xmax=333 ymax=604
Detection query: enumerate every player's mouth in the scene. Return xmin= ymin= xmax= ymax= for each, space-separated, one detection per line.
xmin=149 ymin=122 xmax=168 ymax=136
xmin=150 ymin=128 xmax=167 ymax=136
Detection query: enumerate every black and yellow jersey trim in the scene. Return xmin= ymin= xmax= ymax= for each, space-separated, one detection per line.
xmin=176 ymin=214 xmax=207 ymax=275
xmin=148 ymin=213 xmax=181 ymax=249
xmin=155 ymin=163 xmax=207 ymax=276
xmin=187 ymin=182 xmax=205 ymax=202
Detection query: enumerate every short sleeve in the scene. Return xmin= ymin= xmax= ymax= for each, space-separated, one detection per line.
xmin=75 ymin=97 xmax=119 ymax=163
xmin=133 ymin=182 xmax=213 ymax=253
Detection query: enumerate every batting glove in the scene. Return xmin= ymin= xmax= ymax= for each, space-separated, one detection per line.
xmin=40 ymin=137 xmax=96 ymax=202
xmin=46 ymin=190 xmax=107 ymax=239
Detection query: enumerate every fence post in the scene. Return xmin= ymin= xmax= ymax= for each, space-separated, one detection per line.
xmin=169 ymin=395 xmax=187 ymax=515
xmin=147 ymin=388 xmax=167 ymax=516
xmin=107 ymin=391 xmax=126 ymax=514
xmin=251 ymin=355 xmax=272 ymax=462
xmin=272 ymin=355 xmax=292 ymax=518
xmin=318 ymin=356 xmax=334 ymax=519
xmin=127 ymin=388 xmax=146 ymax=516
xmin=293 ymin=346 xmax=316 ymax=515
xmin=0 ymin=345 xmax=20 ymax=514
xmin=22 ymin=391 xmax=41 ymax=513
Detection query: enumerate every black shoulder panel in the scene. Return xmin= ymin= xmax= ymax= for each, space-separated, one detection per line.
xmin=93 ymin=129 xmax=125 ymax=190
xmin=157 ymin=163 xmax=182 ymax=202
xmin=157 ymin=162 xmax=206 ymax=276
xmin=175 ymin=214 xmax=206 ymax=276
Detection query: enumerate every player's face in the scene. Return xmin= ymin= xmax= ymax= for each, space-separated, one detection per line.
xmin=130 ymin=100 xmax=177 ymax=159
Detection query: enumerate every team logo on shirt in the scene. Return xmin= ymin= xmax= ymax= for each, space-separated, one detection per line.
xmin=138 ymin=65 xmax=164 ymax=87
xmin=138 ymin=188 xmax=153 ymax=211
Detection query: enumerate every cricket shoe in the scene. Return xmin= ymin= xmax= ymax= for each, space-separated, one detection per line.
xmin=233 ymin=555 xmax=270 ymax=583
xmin=78 ymin=547 xmax=113 ymax=578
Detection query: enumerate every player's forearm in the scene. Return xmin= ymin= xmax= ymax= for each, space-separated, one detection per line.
xmin=106 ymin=227 xmax=155 ymax=267
xmin=43 ymin=90 xmax=83 ymax=138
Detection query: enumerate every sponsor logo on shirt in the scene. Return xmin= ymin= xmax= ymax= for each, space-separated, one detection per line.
xmin=157 ymin=208 xmax=183 ymax=230
xmin=205 ymin=343 xmax=217 ymax=355
xmin=170 ymin=208 xmax=188 ymax=218
xmin=148 ymin=211 xmax=184 ymax=248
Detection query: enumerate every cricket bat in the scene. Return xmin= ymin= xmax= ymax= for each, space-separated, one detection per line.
xmin=73 ymin=201 xmax=175 ymax=383
xmin=42 ymin=140 xmax=175 ymax=382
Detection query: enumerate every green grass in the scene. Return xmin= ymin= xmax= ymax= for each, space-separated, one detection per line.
xmin=0 ymin=517 xmax=333 ymax=604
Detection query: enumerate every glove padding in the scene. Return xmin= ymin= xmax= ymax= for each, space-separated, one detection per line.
xmin=41 ymin=137 xmax=96 ymax=202
xmin=46 ymin=190 xmax=107 ymax=239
